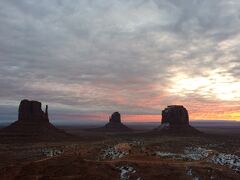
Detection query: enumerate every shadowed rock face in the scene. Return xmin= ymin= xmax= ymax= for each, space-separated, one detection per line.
xmin=99 ymin=112 xmax=130 ymax=132
xmin=109 ymin=112 xmax=121 ymax=123
xmin=162 ymin=105 xmax=189 ymax=127
xmin=155 ymin=105 xmax=201 ymax=135
xmin=18 ymin=99 xmax=49 ymax=122
xmin=0 ymin=99 xmax=73 ymax=142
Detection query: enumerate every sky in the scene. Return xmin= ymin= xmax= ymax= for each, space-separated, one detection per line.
xmin=0 ymin=0 xmax=240 ymax=124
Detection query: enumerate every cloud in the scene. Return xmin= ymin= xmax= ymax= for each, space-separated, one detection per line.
xmin=0 ymin=0 xmax=240 ymax=122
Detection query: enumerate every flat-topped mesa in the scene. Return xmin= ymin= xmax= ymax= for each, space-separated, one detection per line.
xmin=155 ymin=105 xmax=201 ymax=135
xmin=161 ymin=105 xmax=189 ymax=127
xmin=109 ymin=112 xmax=121 ymax=123
xmin=18 ymin=99 xmax=49 ymax=122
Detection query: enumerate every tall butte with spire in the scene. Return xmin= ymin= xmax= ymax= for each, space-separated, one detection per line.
xmin=0 ymin=99 xmax=72 ymax=142
xmin=18 ymin=100 xmax=49 ymax=122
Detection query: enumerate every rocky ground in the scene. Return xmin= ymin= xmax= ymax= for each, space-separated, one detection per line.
xmin=0 ymin=129 xmax=239 ymax=180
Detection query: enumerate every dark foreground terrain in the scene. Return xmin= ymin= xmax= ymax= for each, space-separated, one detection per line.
xmin=0 ymin=125 xmax=239 ymax=180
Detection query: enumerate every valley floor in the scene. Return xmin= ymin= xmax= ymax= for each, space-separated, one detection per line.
xmin=0 ymin=127 xmax=239 ymax=180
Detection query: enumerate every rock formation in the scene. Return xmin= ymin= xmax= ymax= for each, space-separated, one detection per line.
xmin=155 ymin=105 xmax=201 ymax=135
xmin=99 ymin=112 xmax=130 ymax=132
xmin=161 ymin=105 xmax=189 ymax=127
xmin=109 ymin=112 xmax=121 ymax=123
xmin=0 ymin=99 xmax=73 ymax=142
xmin=18 ymin=99 xmax=49 ymax=122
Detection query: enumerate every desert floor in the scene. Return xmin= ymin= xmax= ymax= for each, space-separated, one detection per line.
xmin=0 ymin=125 xmax=239 ymax=180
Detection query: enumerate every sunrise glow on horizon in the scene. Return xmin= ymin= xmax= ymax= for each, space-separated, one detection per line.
xmin=50 ymin=111 xmax=240 ymax=123
xmin=0 ymin=0 xmax=240 ymax=123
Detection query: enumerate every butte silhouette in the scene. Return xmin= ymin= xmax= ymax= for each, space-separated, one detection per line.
xmin=98 ymin=112 xmax=130 ymax=132
xmin=0 ymin=99 xmax=72 ymax=142
xmin=155 ymin=105 xmax=201 ymax=135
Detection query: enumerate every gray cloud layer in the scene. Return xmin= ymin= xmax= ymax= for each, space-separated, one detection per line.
xmin=0 ymin=0 xmax=240 ymax=122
